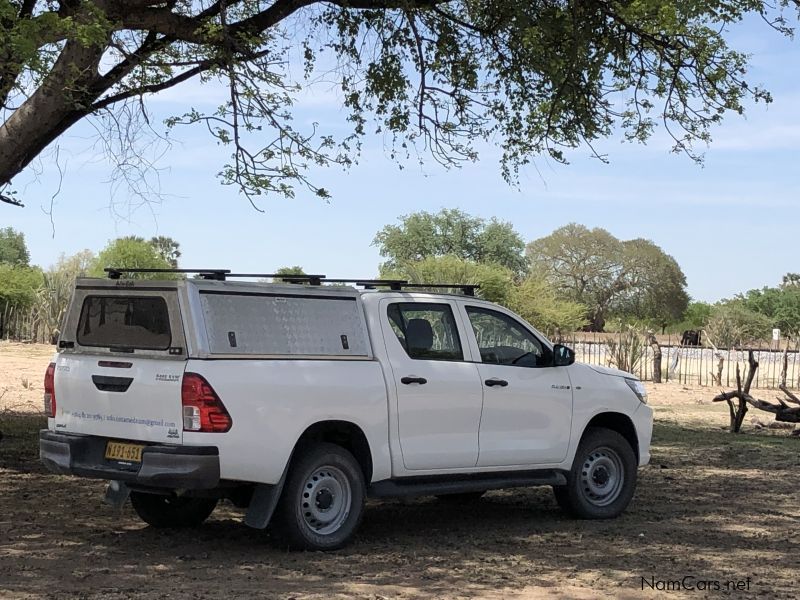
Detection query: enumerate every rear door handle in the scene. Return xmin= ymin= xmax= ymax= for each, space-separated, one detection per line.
xmin=401 ymin=376 xmax=427 ymax=385
xmin=484 ymin=378 xmax=508 ymax=387
xmin=92 ymin=375 xmax=133 ymax=393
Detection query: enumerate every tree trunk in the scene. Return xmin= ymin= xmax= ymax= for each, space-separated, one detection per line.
xmin=0 ymin=41 xmax=104 ymax=187
xmin=647 ymin=331 xmax=662 ymax=384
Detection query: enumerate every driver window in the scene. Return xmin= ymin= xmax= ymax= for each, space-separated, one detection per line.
xmin=466 ymin=306 xmax=546 ymax=367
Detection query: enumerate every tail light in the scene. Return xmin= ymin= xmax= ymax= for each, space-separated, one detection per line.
xmin=181 ymin=373 xmax=232 ymax=433
xmin=44 ymin=362 xmax=56 ymax=417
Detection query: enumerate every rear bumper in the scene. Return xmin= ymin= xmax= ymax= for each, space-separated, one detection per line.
xmin=39 ymin=430 xmax=220 ymax=489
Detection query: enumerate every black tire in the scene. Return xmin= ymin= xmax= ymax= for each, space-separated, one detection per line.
xmin=130 ymin=492 xmax=218 ymax=528
xmin=553 ymin=427 xmax=637 ymax=519
xmin=435 ymin=491 xmax=486 ymax=503
xmin=273 ymin=443 xmax=365 ymax=551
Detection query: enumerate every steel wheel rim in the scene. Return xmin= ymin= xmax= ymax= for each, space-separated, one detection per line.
xmin=580 ymin=446 xmax=624 ymax=507
xmin=299 ymin=465 xmax=352 ymax=535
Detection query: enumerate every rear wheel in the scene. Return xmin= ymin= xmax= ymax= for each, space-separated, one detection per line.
xmin=273 ymin=443 xmax=365 ymax=551
xmin=130 ymin=492 xmax=218 ymax=528
xmin=553 ymin=427 xmax=637 ymax=519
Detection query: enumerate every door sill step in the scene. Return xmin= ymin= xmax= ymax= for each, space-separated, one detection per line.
xmin=368 ymin=469 xmax=567 ymax=498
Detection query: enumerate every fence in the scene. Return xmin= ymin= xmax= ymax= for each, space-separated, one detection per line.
xmin=560 ymin=332 xmax=800 ymax=390
xmin=0 ymin=303 xmax=54 ymax=345
xmin=3 ymin=307 xmax=798 ymax=390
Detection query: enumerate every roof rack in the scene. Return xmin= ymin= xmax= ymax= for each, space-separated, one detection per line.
xmin=105 ymin=268 xmax=231 ymax=281
xmin=104 ymin=269 xmax=480 ymax=296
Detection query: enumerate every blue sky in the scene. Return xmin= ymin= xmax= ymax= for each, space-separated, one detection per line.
xmin=2 ymin=16 xmax=799 ymax=303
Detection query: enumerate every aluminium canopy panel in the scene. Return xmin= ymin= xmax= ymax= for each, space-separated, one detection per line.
xmin=199 ymin=290 xmax=370 ymax=357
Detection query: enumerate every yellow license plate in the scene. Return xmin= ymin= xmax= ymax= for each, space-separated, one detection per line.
xmin=105 ymin=441 xmax=144 ymax=463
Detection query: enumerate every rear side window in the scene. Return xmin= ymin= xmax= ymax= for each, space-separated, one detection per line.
xmin=387 ymin=303 xmax=463 ymax=361
xmin=77 ymin=296 xmax=171 ymax=350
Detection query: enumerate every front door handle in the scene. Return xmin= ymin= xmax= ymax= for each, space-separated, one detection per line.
xmin=484 ymin=378 xmax=508 ymax=387
xmin=401 ymin=376 xmax=427 ymax=385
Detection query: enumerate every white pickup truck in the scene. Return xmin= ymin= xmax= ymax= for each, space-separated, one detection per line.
xmin=40 ymin=271 xmax=652 ymax=550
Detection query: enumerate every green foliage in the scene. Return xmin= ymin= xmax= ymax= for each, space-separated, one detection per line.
xmin=0 ymin=264 xmax=42 ymax=309
xmin=383 ymin=255 xmax=586 ymax=335
xmin=0 ymin=1 xmax=794 ymax=202
xmin=0 ymin=227 xmax=30 ymax=266
xmin=605 ymin=326 xmax=646 ymax=374
xmin=507 ymin=278 xmax=588 ymax=335
xmin=527 ymin=223 xmax=688 ymax=330
xmin=781 ymin=273 xmax=800 ymax=288
xmin=274 ymin=266 xmax=306 ymax=276
xmin=149 ymin=236 xmax=181 ymax=269
xmin=705 ymin=303 xmax=772 ymax=348
xmin=90 ymin=238 xmax=175 ymax=279
xmin=737 ymin=283 xmax=800 ymax=336
xmin=382 ymin=255 xmax=514 ymax=304
xmin=34 ymin=250 xmax=95 ymax=341
xmin=374 ymin=209 xmax=526 ymax=275
xmin=272 ymin=266 xmax=307 ymax=283
xmin=679 ymin=301 xmax=713 ymax=330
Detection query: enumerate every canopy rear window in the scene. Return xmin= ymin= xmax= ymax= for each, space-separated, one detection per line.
xmin=77 ymin=296 xmax=171 ymax=350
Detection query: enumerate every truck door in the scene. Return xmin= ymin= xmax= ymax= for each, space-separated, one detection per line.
xmin=460 ymin=304 xmax=573 ymax=467
xmin=53 ymin=289 xmax=187 ymax=445
xmin=380 ymin=299 xmax=483 ymax=470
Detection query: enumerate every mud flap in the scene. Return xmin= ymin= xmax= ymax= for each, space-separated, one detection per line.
xmin=104 ymin=480 xmax=131 ymax=510
xmin=244 ymin=467 xmax=288 ymax=530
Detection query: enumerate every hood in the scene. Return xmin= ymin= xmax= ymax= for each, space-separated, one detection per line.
xmin=585 ymin=363 xmax=635 ymax=379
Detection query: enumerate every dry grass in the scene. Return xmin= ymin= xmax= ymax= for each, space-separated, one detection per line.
xmin=0 ymin=342 xmax=54 ymax=415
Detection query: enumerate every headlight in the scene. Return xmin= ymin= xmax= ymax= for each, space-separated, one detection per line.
xmin=625 ymin=378 xmax=648 ymax=404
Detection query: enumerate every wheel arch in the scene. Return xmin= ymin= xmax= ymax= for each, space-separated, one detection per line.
xmin=293 ymin=420 xmax=374 ymax=483
xmin=582 ymin=412 xmax=639 ymax=463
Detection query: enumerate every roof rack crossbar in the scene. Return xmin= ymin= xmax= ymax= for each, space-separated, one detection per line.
xmin=397 ymin=283 xmax=480 ymax=297
xmin=105 ymin=268 xmax=230 ymax=281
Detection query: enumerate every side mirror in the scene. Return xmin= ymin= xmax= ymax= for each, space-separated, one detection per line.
xmin=553 ymin=344 xmax=575 ymax=367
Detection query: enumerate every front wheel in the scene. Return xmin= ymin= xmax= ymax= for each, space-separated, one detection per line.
xmin=273 ymin=443 xmax=365 ymax=551
xmin=553 ymin=427 xmax=637 ymax=519
xmin=130 ymin=492 xmax=218 ymax=528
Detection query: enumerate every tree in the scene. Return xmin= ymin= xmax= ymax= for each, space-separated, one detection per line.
xmin=381 ymin=255 xmax=514 ymax=304
xmin=680 ymin=301 xmax=713 ymax=331
xmin=704 ymin=303 xmax=771 ymax=348
xmin=1 ymin=0 xmax=790 ymax=207
xmin=613 ymin=238 xmax=690 ymax=330
xmin=506 ymin=278 xmax=588 ymax=336
xmin=272 ymin=265 xmax=307 ymax=283
xmin=374 ymin=209 xmax=526 ymax=275
xmin=382 ymin=254 xmax=586 ymax=334
xmin=738 ymin=284 xmax=800 ymax=337
xmin=527 ymin=223 xmax=688 ymax=331
xmin=34 ymin=250 xmax=95 ymax=342
xmin=149 ymin=236 xmax=181 ymax=268
xmin=90 ymin=237 xmax=175 ymax=278
xmin=0 ymin=227 xmax=29 ymax=265
xmin=781 ymin=273 xmax=800 ymax=288
xmin=0 ymin=263 xmax=42 ymax=308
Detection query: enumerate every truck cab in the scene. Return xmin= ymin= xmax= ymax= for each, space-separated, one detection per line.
xmin=40 ymin=270 xmax=653 ymax=550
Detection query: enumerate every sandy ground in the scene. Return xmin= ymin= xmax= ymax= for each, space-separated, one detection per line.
xmin=0 ymin=343 xmax=798 ymax=599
